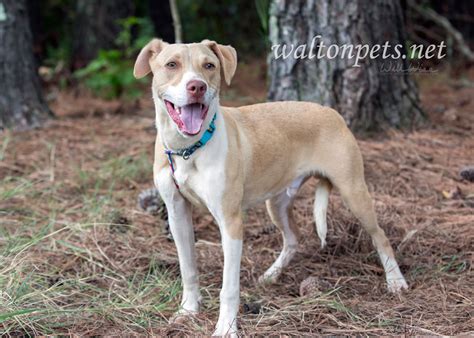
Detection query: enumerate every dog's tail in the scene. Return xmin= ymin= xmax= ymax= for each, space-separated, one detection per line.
xmin=314 ymin=178 xmax=332 ymax=248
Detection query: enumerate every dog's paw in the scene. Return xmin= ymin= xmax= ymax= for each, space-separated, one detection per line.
xmin=212 ymin=331 xmax=238 ymax=338
xmin=212 ymin=318 xmax=238 ymax=337
xmin=387 ymin=277 xmax=408 ymax=293
xmin=169 ymin=308 xmax=198 ymax=324
xmin=258 ymin=272 xmax=278 ymax=285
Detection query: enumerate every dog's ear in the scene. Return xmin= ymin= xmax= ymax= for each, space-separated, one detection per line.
xmin=133 ymin=39 xmax=168 ymax=79
xmin=202 ymin=40 xmax=237 ymax=86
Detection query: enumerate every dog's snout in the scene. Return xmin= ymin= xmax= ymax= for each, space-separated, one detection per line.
xmin=186 ymin=80 xmax=207 ymax=98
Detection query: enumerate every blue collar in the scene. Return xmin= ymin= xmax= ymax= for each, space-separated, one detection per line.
xmin=165 ymin=113 xmax=217 ymax=160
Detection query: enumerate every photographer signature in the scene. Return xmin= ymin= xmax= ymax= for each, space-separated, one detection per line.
xmin=379 ymin=61 xmax=438 ymax=73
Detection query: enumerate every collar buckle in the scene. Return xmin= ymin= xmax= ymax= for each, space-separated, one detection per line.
xmin=182 ymin=149 xmax=191 ymax=160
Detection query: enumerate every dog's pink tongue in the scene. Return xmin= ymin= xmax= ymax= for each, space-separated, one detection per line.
xmin=180 ymin=104 xmax=204 ymax=135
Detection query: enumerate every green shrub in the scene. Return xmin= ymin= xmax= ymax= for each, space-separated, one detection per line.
xmin=74 ymin=17 xmax=154 ymax=100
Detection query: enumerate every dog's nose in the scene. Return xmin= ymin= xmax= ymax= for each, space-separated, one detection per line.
xmin=186 ymin=80 xmax=207 ymax=98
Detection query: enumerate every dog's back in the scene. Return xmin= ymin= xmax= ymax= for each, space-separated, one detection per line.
xmin=226 ymin=101 xmax=347 ymax=137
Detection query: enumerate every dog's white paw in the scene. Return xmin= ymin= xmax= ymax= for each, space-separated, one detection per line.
xmin=212 ymin=318 xmax=238 ymax=337
xmin=258 ymin=272 xmax=278 ymax=285
xmin=169 ymin=308 xmax=198 ymax=324
xmin=170 ymin=295 xmax=201 ymax=323
xmin=258 ymin=265 xmax=284 ymax=284
xmin=212 ymin=329 xmax=238 ymax=338
xmin=387 ymin=276 xmax=408 ymax=293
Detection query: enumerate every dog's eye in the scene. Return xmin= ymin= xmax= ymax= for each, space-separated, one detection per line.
xmin=204 ymin=63 xmax=215 ymax=70
xmin=166 ymin=61 xmax=177 ymax=69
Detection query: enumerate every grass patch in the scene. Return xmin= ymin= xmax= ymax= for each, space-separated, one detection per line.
xmin=438 ymin=255 xmax=469 ymax=274
xmin=0 ymin=222 xmax=180 ymax=335
xmin=0 ymin=177 xmax=35 ymax=201
xmin=77 ymin=153 xmax=152 ymax=192
xmin=0 ymin=146 xmax=177 ymax=335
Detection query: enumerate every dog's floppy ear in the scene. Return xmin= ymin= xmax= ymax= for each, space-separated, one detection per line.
xmin=133 ymin=39 xmax=168 ymax=79
xmin=202 ymin=40 xmax=237 ymax=86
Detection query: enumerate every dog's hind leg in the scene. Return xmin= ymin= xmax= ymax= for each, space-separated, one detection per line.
xmin=334 ymin=177 xmax=408 ymax=293
xmin=259 ymin=179 xmax=303 ymax=284
xmin=314 ymin=178 xmax=332 ymax=248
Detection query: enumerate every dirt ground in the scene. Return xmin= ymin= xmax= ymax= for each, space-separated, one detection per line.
xmin=0 ymin=61 xmax=473 ymax=336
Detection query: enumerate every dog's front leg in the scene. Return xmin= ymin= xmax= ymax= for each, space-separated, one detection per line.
xmin=155 ymin=170 xmax=201 ymax=317
xmin=213 ymin=212 xmax=243 ymax=337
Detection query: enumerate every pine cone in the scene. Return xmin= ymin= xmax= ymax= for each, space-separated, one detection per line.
xmin=138 ymin=188 xmax=166 ymax=217
xmin=138 ymin=188 xmax=171 ymax=239
xmin=299 ymin=276 xmax=332 ymax=297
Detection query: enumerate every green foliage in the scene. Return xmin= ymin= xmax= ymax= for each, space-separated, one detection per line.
xmin=115 ymin=16 xmax=155 ymax=58
xmin=74 ymin=49 xmax=140 ymax=99
xmin=44 ymin=37 xmax=72 ymax=69
xmin=74 ymin=17 xmax=154 ymax=100
xmin=255 ymin=0 xmax=271 ymax=48
xmin=255 ymin=0 xmax=270 ymax=36
xmin=39 ymin=0 xmax=75 ymax=67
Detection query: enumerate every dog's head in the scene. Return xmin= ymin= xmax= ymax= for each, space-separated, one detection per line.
xmin=134 ymin=39 xmax=237 ymax=137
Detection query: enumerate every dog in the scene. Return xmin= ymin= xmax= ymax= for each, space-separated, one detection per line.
xmin=134 ymin=39 xmax=408 ymax=336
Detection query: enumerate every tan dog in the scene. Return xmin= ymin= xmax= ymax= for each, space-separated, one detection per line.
xmin=134 ymin=39 xmax=408 ymax=336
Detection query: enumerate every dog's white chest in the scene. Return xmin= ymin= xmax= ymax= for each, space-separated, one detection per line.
xmin=173 ymin=165 xmax=190 ymax=185
xmin=171 ymin=154 xmax=226 ymax=211
xmin=171 ymin=160 xmax=208 ymax=204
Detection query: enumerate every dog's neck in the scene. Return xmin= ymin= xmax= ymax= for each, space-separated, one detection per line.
xmin=154 ymin=97 xmax=221 ymax=152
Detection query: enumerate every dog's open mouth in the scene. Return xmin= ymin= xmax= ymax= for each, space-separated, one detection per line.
xmin=165 ymin=100 xmax=209 ymax=136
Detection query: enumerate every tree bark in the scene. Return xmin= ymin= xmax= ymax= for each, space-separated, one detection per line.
xmin=268 ymin=0 xmax=425 ymax=132
xmin=72 ymin=0 xmax=134 ymax=69
xmin=0 ymin=0 xmax=52 ymax=131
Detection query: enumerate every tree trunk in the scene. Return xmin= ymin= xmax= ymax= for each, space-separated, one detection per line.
xmin=0 ymin=0 xmax=52 ymax=131
xmin=72 ymin=0 xmax=134 ymax=69
xmin=268 ymin=0 xmax=425 ymax=132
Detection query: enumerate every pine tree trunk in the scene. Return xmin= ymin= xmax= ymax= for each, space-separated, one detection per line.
xmin=268 ymin=0 xmax=425 ymax=132
xmin=72 ymin=0 xmax=134 ymax=69
xmin=0 ymin=0 xmax=52 ymax=131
